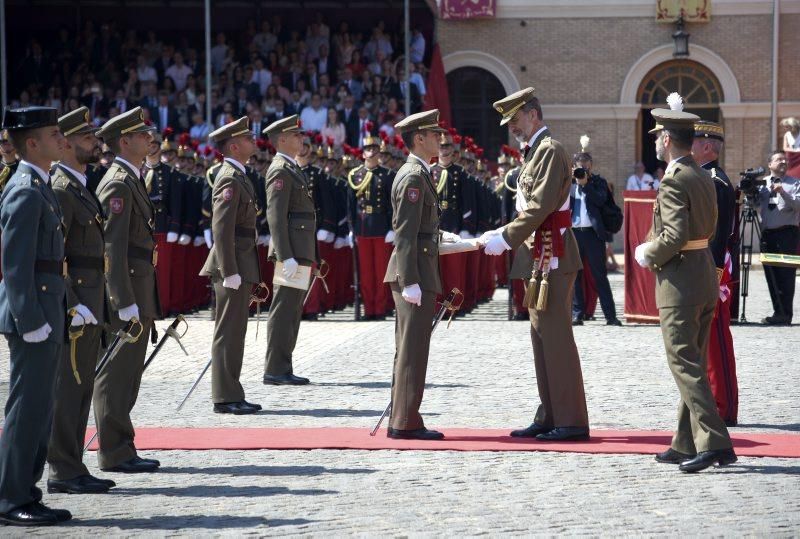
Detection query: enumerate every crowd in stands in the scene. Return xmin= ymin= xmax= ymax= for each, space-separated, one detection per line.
xmin=9 ymin=13 xmax=429 ymax=148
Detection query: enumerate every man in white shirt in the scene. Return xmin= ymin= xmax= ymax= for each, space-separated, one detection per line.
xmin=136 ymin=55 xmax=158 ymax=84
xmin=250 ymin=58 xmax=272 ymax=97
xmin=410 ymin=29 xmax=426 ymax=64
xmin=626 ymin=161 xmax=657 ymax=190
xmin=164 ymin=53 xmax=193 ymax=92
xmin=210 ymin=33 xmax=228 ymax=75
xmin=299 ymin=94 xmax=327 ymax=132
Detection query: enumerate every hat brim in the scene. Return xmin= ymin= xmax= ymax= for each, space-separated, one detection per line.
xmin=648 ymin=125 xmax=663 ymax=134
xmin=66 ymin=125 xmax=98 ymax=136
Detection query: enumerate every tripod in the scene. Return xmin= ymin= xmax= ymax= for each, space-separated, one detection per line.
xmin=737 ymin=195 xmax=783 ymax=323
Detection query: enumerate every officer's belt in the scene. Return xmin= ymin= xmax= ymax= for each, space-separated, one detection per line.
xmin=682 ymin=238 xmax=709 ymax=251
xmin=67 ymin=254 xmax=104 ymax=271
xmin=35 ymin=259 xmax=66 ymax=276
xmin=362 ymin=205 xmax=387 ymax=215
xmin=235 ymin=226 xmax=256 ymax=238
xmin=288 ymin=212 xmax=315 ymax=219
xmin=417 ymin=232 xmax=439 ymax=243
xmin=128 ymin=245 xmax=158 ymax=266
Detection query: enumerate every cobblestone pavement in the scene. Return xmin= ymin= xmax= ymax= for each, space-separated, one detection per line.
xmin=1 ymin=269 xmax=798 ymax=536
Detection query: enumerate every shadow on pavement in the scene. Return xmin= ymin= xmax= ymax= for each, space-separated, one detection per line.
xmin=157 ymin=465 xmax=376 ymax=477
xmin=66 ymin=515 xmax=316 ymax=529
xmin=256 ymin=408 xmax=405 ymax=418
xmin=721 ymin=464 xmax=800 ymax=475
xmin=313 ymin=382 xmax=471 ymax=389
xmin=109 ymin=485 xmax=338 ymax=497
xmin=736 ymin=423 xmax=800 ymax=432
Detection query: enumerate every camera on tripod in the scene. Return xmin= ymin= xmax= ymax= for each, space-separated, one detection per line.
xmin=739 ymin=167 xmax=766 ymax=197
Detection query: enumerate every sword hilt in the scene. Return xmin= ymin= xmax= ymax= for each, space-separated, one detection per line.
xmin=121 ymin=318 xmax=144 ymax=343
xmin=249 ymin=282 xmax=271 ymax=306
xmin=442 ymin=288 xmax=464 ymax=329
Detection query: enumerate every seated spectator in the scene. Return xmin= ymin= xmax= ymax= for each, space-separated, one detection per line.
xmin=321 ymin=107 xmax=346 ymax=148
xmin=626 ymin=161 xmax=657 ymax=190
xmin=299 ymin=93 xmax=327 ymax=132
xmin=346 ymin=49 xmax=366 ymax=78
xmin=210 ymin=32 xmax=228 ymax=75
xmin=165 ymin=52 xmax=193 ymax=91
xmin=253 ymin=21 xmax=277 ymax=58
xmin=250 ymin=57 xmax=272 ymax=96
xmin=286 ymin=91 xmax=303 ymax=116
xmin=410 ymin=28 xmax=426 ymax=64
xmin=368 ymin=51 xmax=385 ymax=76
xmin=336 ymin=32 xmax=356 ymax=70
xmin=136 ymin=54 xmax=158 ymax=83
xmin=296 ymin=79 xmax=311 ymax=106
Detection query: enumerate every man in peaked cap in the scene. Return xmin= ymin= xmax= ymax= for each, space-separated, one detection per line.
xmin=93 ymin=106 xmax=164 ymax=474
xmin=46 ymin=107 xmax=116 ymax=495
xmin=0 ymin=106 xmax=72 ymax=525
xmin=691 ymin=120 xmax=738 ymax=427
xmin=635 ymin=94 xmax=735 ymax=472
xmin=263 ymin=115 xmax=317 ymax=385
xmin=382 ymin=109 xmax=451 ymax=440
xmin=200 ymin=117 xmax=262 ymax=414
xmin=479 ymin=87 xmax=589 ymax=442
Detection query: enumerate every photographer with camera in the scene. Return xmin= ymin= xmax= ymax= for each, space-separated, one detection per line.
xmin=570 ymin=149 xmax=621 ymax=326
xmin=758 ymin=150 xmax=800 ymax=325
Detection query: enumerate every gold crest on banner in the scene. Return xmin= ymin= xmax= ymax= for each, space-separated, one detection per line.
xmin=656 ymin=0 xmax=711 ymax=22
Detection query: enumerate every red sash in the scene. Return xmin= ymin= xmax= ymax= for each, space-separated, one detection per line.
xmin=533 ymin=209 xmax=572 ymax=259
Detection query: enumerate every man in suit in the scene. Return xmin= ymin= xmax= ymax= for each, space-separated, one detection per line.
xmin=340 ymin=95 xmax=360 ymax=147
xmin=263 ymin=115 xmax=316 ymax=385
xmin=570 ymin=150 xmax=621 ymax=325
xmin=155 ymin=91 xmax=177 ymax=133
xmin=692 ymin=120 xmax=738 ymax=428
xmin=249 ymin=109 xmax=268 ymax=138
xmin=480 ymin=88 xmax=589 ymax=442
xmin=340 ymin=69 xmax=363 ymax=103
xmin=200 ymin=117 xmax=262 ymax=414
xmin=0 ymin=106 xmax=72 ymax=525
xmin=635 ymin=97 xmax=736 ymax=472
xmin=46 ymin=107 xmax=116 ymax=495
xmin=94 ymin=107 xmax=163 ymax=474
xmin=382 ymin=109 xmax=448 ymax=440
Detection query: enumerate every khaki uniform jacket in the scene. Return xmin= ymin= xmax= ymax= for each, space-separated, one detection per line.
xmin=383 ymin=156 xmax=442 ymax=294
xmin=52 ymin=165 xmax=108 ymax=324
xmin=502 ymin=128 xmax=581 ymax=275
xmin=265 ymin=154 xmax=318 ymax=265
xmin=200 ymin=160 xmax=261 ymax=283
xmin=96 ymin=158 xmax=162 ymax=319
xmin=644 ymin=155 xmax=718 ymax=308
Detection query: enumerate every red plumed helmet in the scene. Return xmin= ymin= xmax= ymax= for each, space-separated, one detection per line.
xmin=365 ymin=120 xmax=374 ymax=132
xmin=464 ymin=136 xmax=475 ymax=146
xmin=178 ymin=133 xmax=191 ymax=146
xmin=438 ymin=120 xmax=448 ymax=129
xmin=326 ymin=136 xmax=334 ymax=147
xmin=256 ymin=138 xmax=268 ymax=150
xmin=453 ymin=134 xmax=462 ymax=145
xmin=162 ymin=127 xmax=174 ymax=139
xmin=314 ymin=133 xmax=323 ymax=144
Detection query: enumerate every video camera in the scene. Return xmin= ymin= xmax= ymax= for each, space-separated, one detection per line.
xmin=573 ymin=167 xmax=588 ymax=180
xmin=739 ymin=167 xmax=766 ymax=197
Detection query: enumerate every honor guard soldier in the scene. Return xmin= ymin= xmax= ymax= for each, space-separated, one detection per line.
xmin=383 ymin=109 xmax=453 ymax=440
xmin=480 ymin=88 xmax=590 ymax=442
xmin=46 ymin=107 xmax=116 ymax=495
xmin=327 ymin=148 xmax=355 ymax=310
xmin=635 ymin=94 xmax=736 ymax=472
xmin=0 ymin=107 xmax=72 ymax=525
xmin=348 ymin=134 xmax=395 ymax=319
xmin=199 ymin=117 xmax=262 ymax=414
xmin=692 ymin=120 xmax=738 ymax=427
xmin=94 ymin=107 xmax=164 ymax=474
xmin=263 ymin=115 xmax=317 ymax=385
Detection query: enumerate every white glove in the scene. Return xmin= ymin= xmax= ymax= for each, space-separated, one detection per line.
xmin=316 ymin=229 xmax=328 ymax=242
xmin=204 ymin=229 xmax=213 ymax=249
xmin=441 ymin=231 xmax=460 ymax=243
xmin=71 ymin=304 xmax=98 ymax=326
xmin=478 ymin=229 xmax=501 ymax=245
xmin=384 ymin=230 xmax=395 ymax=244
xmin=178 ymin=233 xmax=192 ymax=245
xmin=223 ymin=273 xmax=242 ymax=290
xmin=193 ymin=236 xmax=204 ymax=247
xmin=484 ymin=234 xmax=511 ymax=256
xmin=166 ymin=232 xmax=179 ymax=243
xmin=459 ymin=230 xmax=474 ymax=239
xmin=23 ymin=322 xmax=52 ymax=343
xmin=334 ymin=236 xmax=347 ymax=249
xmin=282 ymin=258 xmax=299 ymax=279
xmin=401 ymin=284 xmax=422 ymax=306
xmin=347 ymin=232 xmax=355 ymax=247
xmin=325 ymin=230 xmax=336 ymax=243
xmin=264 ymin=234 xmax=271 ymax=246
xmin=118 ymin=303 xmax=140 ymax=322
xmin=257 ymin=235 xmax=269 ymax=247
xmin=635 ymin=242 xmax=652 ymax=268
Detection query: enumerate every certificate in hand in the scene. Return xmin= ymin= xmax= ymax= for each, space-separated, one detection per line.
xmin=438 ymin=237 xmax=481 ymax=255
xmin=272 ymin=262 xmax=312 ymax=290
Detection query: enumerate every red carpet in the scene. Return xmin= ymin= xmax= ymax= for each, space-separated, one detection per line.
xmin=79 ymin=428 xmax=800 ymax=458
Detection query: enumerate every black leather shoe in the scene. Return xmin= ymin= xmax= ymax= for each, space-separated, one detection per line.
xmin=214 ymin=402 xmax=257 ymax=415
xmin=571 ymin=317 xmax=583 ymax=326
xmin=513 ymin=313 xmax=529 ymax=321
xmin=762 ymin=315 xmax=791 ymax=326
xmin=263 ymin=374 xmax=310 ymax=385
xmin=87 ymin=474 xmax=116 ymax=488
xmin=535 ymin=426 xmax=590 ymax=441
xmin=510 ymin=423 xmax=552 ymax=438
xmin=654 ymin=448 xmax=695 ymax=464
xmin=0 ymin=503 xmax=58 ymax=526
xmin=387 ymin=427 xmax=444 ymax=440
xmin=606 ymin=318 xmax=623 ymax=326
xmin=102 ymin=456 xmax=160 ymax=473
xmin=242 ymin=400 xmax=262 ymax=411
xmin=724 ymin=419 xmax=738 ymax=428
xmin=32 ymin=502 xmax=71 ymax=522
xmin=133 ymin=455 xmax=160 ymax=467
xmin=47 ymin=475 xmax=110 ymax=494
xmin=301 ymin=313 xmax=318 ymax=321
xmin=679 ymin=448 xmax=737 ymax=473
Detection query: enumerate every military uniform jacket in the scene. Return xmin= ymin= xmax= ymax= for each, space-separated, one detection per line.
xmin=431 ymin=163 xmax=475 ymax=234
xmin=0 ymin=163 xmax=66 ymax=342
xmin=644 ymin=155 xmax=718 ymax=308
xmin=245 ymin=166 xmax=269 ymax=236
xmin=331 ymin=174 xmax=350 ymax=238
xmin=502 ymin=128 xmax=580 ymax=275
xmin=383 ymin=156 xmax=442 ymax=294
xmin=145 ymin=162 xmax=182 ymax=235
xmin=96 ymin=158 xmax=162 ymax=318
xmin=703 ymin=160 xmax=735 ymax=269
xmin=347 ymin=164 xmax=393 ymax=237
xmin=52 ymin=165 xmax=108 ymax=324
xmin=200 ymin=160 xmax=261 ymax=283
xmin=266 ymin=155 xmax=318 ymax=265
xmin=0 ymin=159 xmax=19 ymax=194
xmin=180 ymin=174 xmax=203 ymax=238
xmin=302 ymin=164 xmax=337 ymax=233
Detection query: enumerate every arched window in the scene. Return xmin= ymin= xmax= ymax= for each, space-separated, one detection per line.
xmin=446 ymin=67 xmax=506 ymax=160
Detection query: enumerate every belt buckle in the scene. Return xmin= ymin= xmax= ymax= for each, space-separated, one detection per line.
xmin=95 ymin=213 xmax=103 ymax=225
xmin=104 ymin=254 xmax=110 ymax=273
xmin=366 ymin=206 xmax=373 ymax=214
xmin=441 ymin=201 xmax=448 ymax=209
xmin=152 ymin=246 xmax=158 ymax=267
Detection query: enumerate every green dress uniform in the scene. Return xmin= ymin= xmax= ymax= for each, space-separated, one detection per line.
xmin=263 ymin=117 xmax=318 ymax=378
xmin=0 ymin=107 xmax=66 ymax=515
xmin=93 ymin=108 xmax=162 ymax=470
xmin=200 ymin=119 xmax=261 ymax=406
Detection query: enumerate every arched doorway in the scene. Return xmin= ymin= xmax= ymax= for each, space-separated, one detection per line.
xmin=447 ymin=67 xmax=506 ymax=160
xmin=637 ymin=60 xmax=723 ymax=174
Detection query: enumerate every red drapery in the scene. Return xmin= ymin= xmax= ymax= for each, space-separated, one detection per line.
xmin=788 ymin=150 xmax=800 ymax=178
xmin=423 ymin=44 xmax=451 ymax=126
xmin=623 ymin=190 xmax=659 ymax=324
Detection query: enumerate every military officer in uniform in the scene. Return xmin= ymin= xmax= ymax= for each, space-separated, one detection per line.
xmin=635 ymin=97 xmax=736 ymax=472
xmin=692 ymin=120 xmax=738 ymax=427
xmin=46 ymin=107 xmax=116 ymax=494
xmin=480 ymin=88 xmax=589 ymax=442
xmin=94 ymin=107 xmax=163 ymax=473
xmin=383 ymin=109 xmax=449 ymax=440
xmin=0 ymin=107 xmax=72 ymax=525
xmin=263 ymin=115 xmax=316 ymax=385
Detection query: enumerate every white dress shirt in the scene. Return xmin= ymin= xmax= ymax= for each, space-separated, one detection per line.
xmin=58 ymin=163 xmax=87 ymax=187
xmin=20 ymin=160 xmax=50 ymax=184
